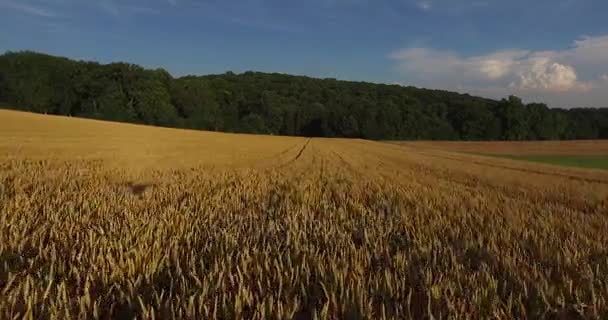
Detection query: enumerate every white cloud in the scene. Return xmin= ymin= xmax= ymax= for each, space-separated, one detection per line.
xmin=512 ymin=57 xmax=592 ymax=92
xmin=479 ymin=59 xmax=511 ymax=79
xmin=568 ymin=36 xmax=608 ymax=65
xmin=390 ymin=48 xmax=529 ymax=83
xmin=0 ymin=0 xmax=55 ymax=17
xmin=474 ymin=51 xmax=528 ymax=80
xmin=417 ymin=0 xmax=432 ymax=11
xmin=390 ymin=34 xmax=608 ymax=106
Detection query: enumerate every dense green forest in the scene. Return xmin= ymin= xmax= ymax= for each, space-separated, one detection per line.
xmin=1 ymin=51 xmax=607 ymax=140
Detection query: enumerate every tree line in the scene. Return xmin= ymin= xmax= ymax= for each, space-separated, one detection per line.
xmin=1 ymin=51 xmax=607 ymax=140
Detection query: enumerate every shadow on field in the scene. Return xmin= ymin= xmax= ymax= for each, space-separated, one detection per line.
xmin=0 ymin=246 xmax=39 ymax=285
xmin=123 ymin=182 xmax=154 ymax=197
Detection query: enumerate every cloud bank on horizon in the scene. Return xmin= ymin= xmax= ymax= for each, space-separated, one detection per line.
xmin=391 ymin=35 xmax=608 ymax=107
xmin=0 ymin=0 xmax=607 ymax=108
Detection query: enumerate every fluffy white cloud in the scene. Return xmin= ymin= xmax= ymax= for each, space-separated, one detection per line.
xmin=390 ymin=34 xmax=608 ymax=106
xmin=474 ymin=51 xmax=528 ymax=80
xmin=479 ymin=59 xmax=512 ymax=79
xmin=513 ymin=57 xmax=592 ymax=92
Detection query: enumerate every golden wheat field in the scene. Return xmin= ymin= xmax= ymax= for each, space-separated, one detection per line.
xmin=1 ymin=109 xmax=608 ymax=319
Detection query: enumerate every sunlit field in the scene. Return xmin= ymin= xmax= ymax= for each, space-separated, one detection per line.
xmin=2 ymin=110 xmax=608 ymax=319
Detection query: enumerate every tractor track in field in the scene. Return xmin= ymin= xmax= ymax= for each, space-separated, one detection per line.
xmin=294 ymin=138 xmax=312 ymax=161
xmin=277 ymin=138 xmax=312 ymax=168
xmin=249 ymin=139 xmax=307 ymax=168
xmin=330 ymin=141 xmax=607 ymax=214
xmin=415 ymin=151 xmax=608 ymax=185
xmin=374 ymin=147 xmax=608 ymax=214
xmin=378 ymin=141 xmax=608 ymax=185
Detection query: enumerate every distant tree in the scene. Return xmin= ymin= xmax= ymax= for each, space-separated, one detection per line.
xmin=240 ymin=113 xmax=268 ymax=134
xmin=0 ymin=51 xmax=605 ymax=141
xmin=340 ymin=115 xmax=360 ymax=138
xmin=171 ymin=78 xmax=223 ymax=130
xmin=0 ymin=70 xmax=5 ymax=104
xmin=496 ymin=96 xmax=530 ymax=140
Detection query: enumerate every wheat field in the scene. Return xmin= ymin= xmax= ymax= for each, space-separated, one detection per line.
xmin=1 ymin=109 xmax=608 ymax=319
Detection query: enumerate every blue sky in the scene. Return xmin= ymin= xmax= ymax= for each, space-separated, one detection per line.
xmin=1 ymin=0 xmax=608 ymax=108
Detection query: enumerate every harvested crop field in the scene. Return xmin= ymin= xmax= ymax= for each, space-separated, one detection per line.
xmin=395 ymin=141 xmax=608 ymax=170
xmin=2 ymin=109 xmax=608 ymax=319
xmin=395 ymin=140 xmax=608 ymax=156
